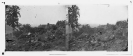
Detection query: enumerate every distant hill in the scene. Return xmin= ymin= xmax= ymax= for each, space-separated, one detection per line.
xmin=5 ymin=24 xmax=13 ymax=34
xmin=89 ymin=24 xmax=99 ymax=28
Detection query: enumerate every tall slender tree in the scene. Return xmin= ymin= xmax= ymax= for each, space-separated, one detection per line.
xmin=5 ymin=5 xmax=21 ymax=30
xmin=66 ymin=5 xmax=80 ymax=50
xmin=68 ymin=5 xmax=80 ymax=29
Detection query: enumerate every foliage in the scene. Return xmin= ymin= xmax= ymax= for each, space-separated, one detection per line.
xmin=116 ymin=20 xmax=128 ymax=28
xmin=56 ymin=20 xmax=65 ymax=28
xmin=67 ymin=5 xmax=80 ymax=29
xmin=13 ymin=30 xmax=23 ymax=37
xmin=5 ymin=5 xmax=21 ymax=29
xmin=69 ymin=20 xmax=128 ymax=51
xmin=6 ymin=17 xmax=128 ymax=51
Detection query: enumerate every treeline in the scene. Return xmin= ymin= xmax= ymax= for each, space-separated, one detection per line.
xmin=6 ymin=19 xmax=128 ymax=51
xmin=6 ymin=20 xmax=67 ymax=51
xmin=70 ymin=19 xmax=128 ymax=51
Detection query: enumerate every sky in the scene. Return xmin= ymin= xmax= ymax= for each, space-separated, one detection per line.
xmin=78 ymin=4 xmax=128 ymax=25
xmin=18 ymin=5 xmax=128 ymax=26
xmin=19 ymin=5 xmax=67 ymax=26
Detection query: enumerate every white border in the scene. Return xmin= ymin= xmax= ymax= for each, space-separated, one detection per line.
xmin=0 ymin=0 xmax=133 ymax=56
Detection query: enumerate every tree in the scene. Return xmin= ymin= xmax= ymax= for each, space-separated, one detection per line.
xmin=5 ymin=5 xmax=21 ymax=30
xmin=67 ymin=5 xmax=80 ymax=29
xmin=21 ymin=24 xmax=32 ymax=33
xmin=56 ymin=20 xmax=66 ymax=28
xmin=116 ymin=20 xmax=128 ymax=28
xmin=65 ymin=5 xmax=80 ymax=50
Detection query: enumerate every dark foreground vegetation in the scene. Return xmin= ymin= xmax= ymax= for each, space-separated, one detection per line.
xmin=5 ymin=20 xmax=128 ymax=51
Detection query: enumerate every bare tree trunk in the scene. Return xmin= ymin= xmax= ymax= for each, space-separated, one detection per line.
xmin=66 ymin=33 xmax=69 ymax=51
xmin=66 ymin=24 xmax=69 ymax=51
xmin=65 ymin=24 xmax=72 ymax=51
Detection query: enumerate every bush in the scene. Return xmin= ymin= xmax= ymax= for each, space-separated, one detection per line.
xmin=13 ymin=31 xmax=23 ymax=37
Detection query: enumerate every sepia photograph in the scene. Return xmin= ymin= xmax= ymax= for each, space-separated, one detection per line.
xmin=5 ymin=4 xmax=128 ymax=51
